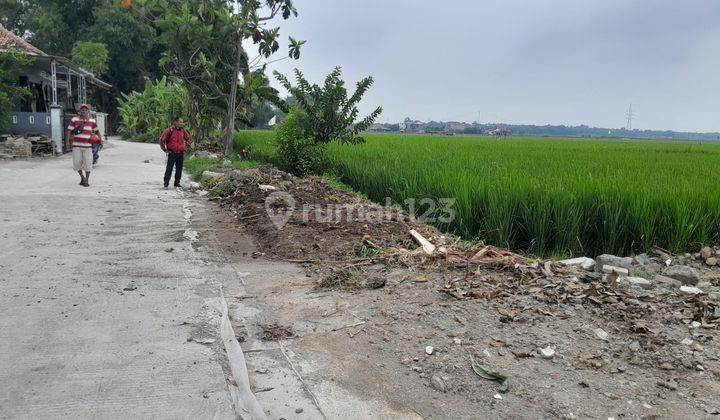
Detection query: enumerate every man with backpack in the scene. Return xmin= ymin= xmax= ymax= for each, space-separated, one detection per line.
xmin=159 ymin=117 xmax=192 ymax=189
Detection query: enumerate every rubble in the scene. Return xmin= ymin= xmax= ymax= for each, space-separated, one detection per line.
xmin=662 ymin=266 xmax=701 ymax=285
xmin=679 ymin=285 xmax=703 ymax=295
xmin=596 ymin=254 xmax=633 ymax=270
xmin=618 ymin=276 xmax=653 ymax=289
xmin=0 ymin=134 xmax=55 ymax=157
xmin=558 ymin=257 xmax=595 ymax=271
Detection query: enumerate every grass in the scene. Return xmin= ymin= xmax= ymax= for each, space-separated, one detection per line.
xmin=232 ymin=130 xmax=720 ymax=256
xmin=184 ymin=154 xmax=261 ymax=181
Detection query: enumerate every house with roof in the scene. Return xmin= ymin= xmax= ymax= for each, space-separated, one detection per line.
xmin=0 ymin=24 xmax=111 ymax=153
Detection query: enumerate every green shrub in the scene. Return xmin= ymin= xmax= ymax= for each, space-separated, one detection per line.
xmin=118 ymin=77 xmax=188 ymax=142
xmin=274 ymin=110 xmax=330 ymax=176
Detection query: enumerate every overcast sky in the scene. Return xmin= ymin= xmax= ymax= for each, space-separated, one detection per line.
xmin=262 ymin=0 xmax=720 ymax=132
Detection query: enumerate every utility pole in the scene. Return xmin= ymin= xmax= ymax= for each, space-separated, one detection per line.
xmin=626 ymin=104 xmax=634 ymax=130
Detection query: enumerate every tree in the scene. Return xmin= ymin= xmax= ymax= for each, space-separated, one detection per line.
xmin=0 ymin=49 xmax=31 ymax=130
xmin=133 ymin=0 xmax=303 ymax=153
xmin=83 ymin=3 xmax=158 ymax=94
xmin=274 ymin=67 xmax=382 ymax=144
xmin=71 ymin=41 xmax=109 ymax=76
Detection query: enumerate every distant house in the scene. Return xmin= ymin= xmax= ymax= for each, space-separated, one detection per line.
xmin=0 ymin=24 xmax=111 ymax=152
xmin=446 ymin=121 xmax=470 ymax=132
xmin=400 ymin=117 xmax=426 ymax=133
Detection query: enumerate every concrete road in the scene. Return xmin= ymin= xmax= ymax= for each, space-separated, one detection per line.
xmin=0 ymin=140 xmax=243 ymax=419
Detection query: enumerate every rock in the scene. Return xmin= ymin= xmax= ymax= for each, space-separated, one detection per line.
xmin=493 ymin=393 xmax=503 ymax=400
xmin=708 ymin=292 xmax=720 ymax=302
xmin=679 ymin=285 xmax=704 ymax=295
xmin=425 ymin=345 xmax=434 ymax=355
xmin=660 ymin=362 xmax=674 ymax=370
xmin=596 ymin=254 xmax=633 ymax=271
xmin=681 ymin=338 xmax=694 ymax=345
xmin=143 ymin=159 xmax=150 ymax=163
xmin=701 ymin=246 xmax=713 ymax=259
xmin=558 ymin=257 xmax=595 ymax=271
xmin=602 ymin=265 xmax=629 ymax=276
xmin=594 ymin=328 xmax=609 ymax=340
xmin=661 ymin=266 xmax=701 ymax=285
xmin=633 ymin=253 xmax=652 ymax=266
xmin=618 ymin=276 xmax=653 ymax=289
xmin=690 ymin=321 xmax=701 ymax=328
xmin=453 ymin=338 xmax=462 ymax=345
xmin=412 ymin=366 xmax=422 ymax=372
xmin=258 ymin=184 xmax=277 ymax=192
xmin=628 ymin=341 xmax=641 ymax=352
xmin=539 ymin=346 xmax=556 ymax=358
xmin=295 ymin=408 xmax=304 ymax=414
xmin=430 ymin=374 xmax=446 ymax=392
xmin=654 ymin=275 xmax=682 ymax=288
xmin=657 ymin=379 xmax=678 ymax=391
xmin=187 ymin=181 xmax=201 ymax=189
xmin=706 ymin=257 xmax=718 ymax=267
xmin=201 ymin=170 xmax=224 ymax=180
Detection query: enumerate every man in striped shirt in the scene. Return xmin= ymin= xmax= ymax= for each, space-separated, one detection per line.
xmin=66 ymin=104 xmax=100 ymax=187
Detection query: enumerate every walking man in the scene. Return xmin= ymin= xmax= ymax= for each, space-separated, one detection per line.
xmin=159 ymin=117 xmax=192 ymax=188
xmin=66 ymin=103 xmax=100 ymax=187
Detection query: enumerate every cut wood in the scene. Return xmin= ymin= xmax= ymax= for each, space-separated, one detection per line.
xmin=409 ymin=229 xmax=436 ymax=254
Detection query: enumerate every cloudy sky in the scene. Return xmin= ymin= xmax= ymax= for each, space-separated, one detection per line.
xmin=262 ymin=0 xmax=720 ymax=132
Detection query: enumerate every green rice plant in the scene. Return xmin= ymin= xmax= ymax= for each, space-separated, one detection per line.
xmin=232 ymin=129 xmax=720 ymax=256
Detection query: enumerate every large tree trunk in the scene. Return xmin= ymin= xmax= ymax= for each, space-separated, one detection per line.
xmin=187 ymin=88 xmax=202 ymax=146
xmin=223 ymin=38 xmax=243 ymax=156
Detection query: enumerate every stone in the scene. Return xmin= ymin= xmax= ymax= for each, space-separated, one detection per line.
xmin=602 ymin=265 xmax=629 ymax=276
xmin=618 ymin=276 xmax=653 ymax=289
xmin=657 ymin=379 xmax=678 ymax=391
xmin=654 ymin=275 xmax=682 ymax=288
xmin=681 ymin=338 xmax=694 ymax=345
xmin=633 ymin=253 xmax=652 ymax=266
xmin=258 ymin=184 xmax=277 ymax=192
xmin=295 ymin=408 xmax=304 ymax=414
xmin=628 ymin=341 xmax=641 ymax=352
xmin=596 ymin=254 xmax=633 ymax=271
xmin=558 ymin=257 xmax=595 ymax=271
xmin=706 ymin=257 xmax=718 ymax=267
xmin=690 ymin=321 xmax=702 ymax=328
xmin=708 ymin=292 xmax=720 ymax=302
xmin=679 ymin=285 xmax=703 ymax=295
xmin=594 ymin=328 xmax=609 ymax=340
xmin=493 ymin=393 xmax=503 ymax=400
xmin=430 ymin=374 xmax=446 ymax=392
xmin=425 ymin=345 xmax=434 ymax=355
xmin=701 ymin=246 xmax=713 ymax=259
xmin=539 ymin=346 xmax=556 ymax=358
xmin=201 ymin=170 xmax=224 ymax=180
xmin=661 ymin=266 xmax=701 ymax=285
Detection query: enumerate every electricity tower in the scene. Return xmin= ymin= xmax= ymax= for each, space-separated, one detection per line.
xmin=626 ymin=104 xmax=634 ymax=130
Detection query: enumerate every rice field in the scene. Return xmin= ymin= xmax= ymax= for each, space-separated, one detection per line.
xmin=234 ymin=130 xmax=720 ymax=257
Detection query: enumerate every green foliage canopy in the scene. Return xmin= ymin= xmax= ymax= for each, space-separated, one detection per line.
xmin=71 ymin=41 xmax=109 ymax=76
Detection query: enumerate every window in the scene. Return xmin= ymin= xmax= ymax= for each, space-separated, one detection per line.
xmin=29 ymin=116 xmax=34 ymax=125
xmin=12 ymin=116 xmax=17 ymax=124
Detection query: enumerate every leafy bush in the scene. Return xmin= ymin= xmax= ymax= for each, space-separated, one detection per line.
xmin=118 ymin=77 xmax=188 ymax=142
xmin=0 ymin=49 xmax=31 ymax=131
xmin=274 ymin=109 xmax=330 ymax=176
xmin=274 ymin=67 xmax=382 ymax=144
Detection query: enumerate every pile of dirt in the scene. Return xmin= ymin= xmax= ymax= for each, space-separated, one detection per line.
xmin=216 ymin=166 xmax=441 ymax=262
